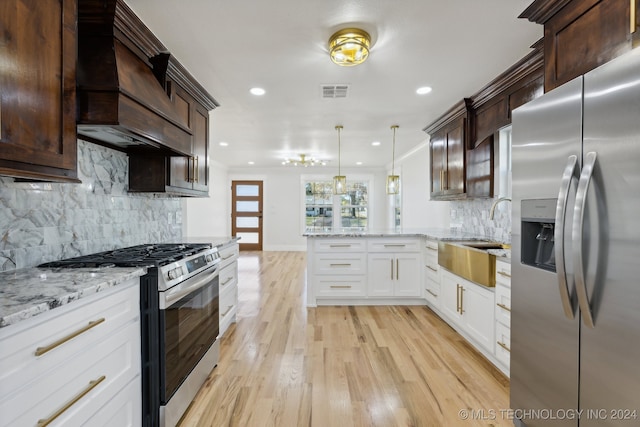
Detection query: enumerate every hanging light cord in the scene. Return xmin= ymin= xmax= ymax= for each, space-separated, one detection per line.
xmin=391 ymin=125 xmax=398 ymax=175
xmin=336 ymin=125 xmax=343 ymax=176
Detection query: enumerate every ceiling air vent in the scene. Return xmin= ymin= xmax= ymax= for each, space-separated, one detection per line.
xmin=321 ymin=84 xmax=349 ymax=99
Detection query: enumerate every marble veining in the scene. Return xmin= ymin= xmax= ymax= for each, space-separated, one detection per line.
xmin=450 ymin=197 xmax=512 ymax=243
xmin=0 ymin=267 xmax=146 ymax=328
xmin=0 ymin=140 xmax=182 ymax=272
xmin=303 ymin=227 xmax=488 ymax=241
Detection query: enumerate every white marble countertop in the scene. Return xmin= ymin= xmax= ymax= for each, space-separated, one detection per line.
xmin=0 ymin=267 xmax=147 ymax=329
xmin=171 ymin=236 xmax=240 ymax=248
xmin=303 ymin=227 xmax=492 ymax=241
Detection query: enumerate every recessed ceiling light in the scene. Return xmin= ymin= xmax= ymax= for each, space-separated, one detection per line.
xmin=371 ymin=141 xmax=381 ymax=146
xmin=250 ymin=87 xmax=265 ymax=96
xmin=219 ymin=142 xmax=228 ymax=147
xmin=248 ymin=161 xmax=255 ymax=165
xmin=356 ymin=161 xmax=363 ymax=165
xmin=416 ymin=86 xmax=432 ymax=95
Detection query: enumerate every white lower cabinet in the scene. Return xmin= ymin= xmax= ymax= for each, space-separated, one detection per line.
xmin=218 ymin=241 xmax=239 ymax=337
xmin=424 ymin=239 xmax=441 ymax=309
xmin=367 ymin=253 xmax=421 ymax=298
xmin=494 ymin=258 xmax=512 ymax=375
xmin=0 ymin=279 xmax=141 ymax=427
xmin=440 ymin=269 xmax=495 ymax=354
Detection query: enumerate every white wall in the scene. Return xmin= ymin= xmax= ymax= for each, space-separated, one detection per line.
xmin=182 ymin=160 xmax=230 ymax=238
xmin=395 ymin=141 xmax=450 ymax=229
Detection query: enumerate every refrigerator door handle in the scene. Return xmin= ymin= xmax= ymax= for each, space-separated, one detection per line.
xmin=573 ymin=151 xmax=597 ymax=328
xmin=555 ymin=155 xmax=579 ymax=319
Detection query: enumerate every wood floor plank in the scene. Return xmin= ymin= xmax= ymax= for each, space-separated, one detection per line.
xmin=179 ymin=251 xmax=511 ymax=427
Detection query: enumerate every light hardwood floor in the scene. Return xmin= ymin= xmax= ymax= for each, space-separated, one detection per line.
xmin=179 ymin=251 xmax=511 ymax=427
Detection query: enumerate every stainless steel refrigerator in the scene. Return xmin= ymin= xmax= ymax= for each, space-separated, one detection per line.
xmin=510 ymin=47 xmax=640 ymax=427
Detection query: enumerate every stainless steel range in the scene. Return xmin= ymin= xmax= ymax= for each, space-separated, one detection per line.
xmin=40 ymin=243 xmax=221 ymax=427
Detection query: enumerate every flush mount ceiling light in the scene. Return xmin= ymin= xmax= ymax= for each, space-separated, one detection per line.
xmin=282 ymin=154 xmax=326 ymax=167
xmin=328 ymin=28 xmax=371 ymax=66
xmin=333 ymin=125 xmax=346 ymax=194
xmin=386 ymin=125 xmax=400 ymax=195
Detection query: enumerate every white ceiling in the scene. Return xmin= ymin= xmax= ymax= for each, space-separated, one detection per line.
xmin=126 ymin=0 xmax=541 ymax=169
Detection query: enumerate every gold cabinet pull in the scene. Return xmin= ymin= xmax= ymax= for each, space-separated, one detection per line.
xmin=427 ymin=265 xmax=438 ymax=272
xmin=497 ymin=303 xmax=511 ymax=312
xmin=426 ymin=246 xmax=437 ymax=252
xmin=390 ymin=259 xmax=394 ymax=280
xmin=221 ymin=277 xmax=234 ymax=286
xmin=396 ymin=259 xmax=399 ymax=280
xmin=35 ymin=318 xmax=105 ymax=357
xmin=497 ymin=341 xmax=511 ymax=353
xmin=426 ymin=289 xmax=438 ymax=297
xmin=459 ymin=286 xmax=465 ymax=314
xmin=384 ymin=244 xmax=406 ymax=247
xmin=221 ymin=306 xmax=234 ymax=317
xmin=632 ymin=0 xmax=637 ymax=33
xmin=456 ymin=284 xmax=461 ymax=313
xmin=194 ymin=156 xmax=199 ymax=183
xmin=497 ymin=271 xmax=511 ymax=278
xmin=330 ymin=263 xmax=352 ymax=267
xmin=329 ymin=244 xmax=351 ymax=248
xmin=37 ymin=375 xmax=106 ymax=426
xmin=330 ymin=285 xmax=352 ymax=289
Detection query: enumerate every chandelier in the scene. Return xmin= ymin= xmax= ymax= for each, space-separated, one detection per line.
xmin=282 ymin=154 xmax=325 ymax=167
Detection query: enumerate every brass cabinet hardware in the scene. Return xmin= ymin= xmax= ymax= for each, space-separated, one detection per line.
xmin=456 ymin=284 xmax=461 ymax=313
xmin=497 ymin=341 xmax=511 ymax=353
xmin=330 ymin=263 xmax=352 ymax=267
xmin=459 ymin=286 xmax=465 ymax=314
xmin=632 ymin=0 xmax=637 ymax=33
xmin=330 ymin=285 xmax=352 ymax=289
xmin=329 ymin=244 xmax=351 ymax=248
xmin=194 ymin=156 xmax=199 ymax=183
xmin=396 ymin=259 xmax=399 ymax=280
xmin=426 ymin=246 xmax=437 ymax=252
xmin=497 ymin=271 xmax=511 ymax=278
xmin=35 ymin=318 xmax=105 ymax=357
xmin=497 ymin=303 xmax=511 ymax=312
xmin=37 ymin=375 xmax=106 ymax=426
xmin=185 ymin=157 xmax=190 ymax=182
xmin=384 ymin=244 xmax=406 ymax=247
xmin=427 ymin=265 xmax=438 ymax=272
xmin=390 ymin=259 xmax=394 ymax=280
xmin=426 ymin=289 xmax=438 ymax=297
xmin=221 ymin=306 xmax=234 ymax=317
xmin=221 ymin=277 xmax=233 ymax=286
xmin=191 ymin=156 xmax=197 ymax=183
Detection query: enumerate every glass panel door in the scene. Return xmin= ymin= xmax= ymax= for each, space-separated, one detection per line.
xmin=231 ymin=181 xmax=263 ymax=251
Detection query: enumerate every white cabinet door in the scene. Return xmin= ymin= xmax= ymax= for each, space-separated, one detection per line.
xmin=440 ymin=271 xmax=463 ymax=325
xmin=367 ymin=253 xmax=395 ymax=297
xmin=394 ymin=253 xmax=422 ymax=297
xmin=461 ymin=281 xmax=495 ymax=353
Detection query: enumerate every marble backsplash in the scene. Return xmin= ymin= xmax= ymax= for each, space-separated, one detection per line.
xmin=449 ymin=198 xmax=512 ymax=243
xmin=0 ymin=140 xmax=182 ymax=272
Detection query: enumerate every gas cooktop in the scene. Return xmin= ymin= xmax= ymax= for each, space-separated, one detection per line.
xmin=39 ymin=243 xmax=213 ymax=268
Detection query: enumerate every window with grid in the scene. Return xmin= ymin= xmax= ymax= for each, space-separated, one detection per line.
xmin=305 ymin=180 xmax=369 ymax=231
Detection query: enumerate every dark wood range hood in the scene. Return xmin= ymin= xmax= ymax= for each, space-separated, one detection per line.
xmin=76 ymin=0 xmax=192 ymax=156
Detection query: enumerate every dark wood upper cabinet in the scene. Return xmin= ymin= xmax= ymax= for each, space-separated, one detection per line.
xmin=425 ymin=101 xmax=470 ymax=200
xmin=0 ymin=0 xmax=79 ymax=182
xmin=521 ymin=0 xmax=639 ymax=92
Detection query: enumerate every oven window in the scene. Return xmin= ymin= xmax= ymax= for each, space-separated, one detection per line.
xmin=161 ymin=273 xmax=219 ymax=402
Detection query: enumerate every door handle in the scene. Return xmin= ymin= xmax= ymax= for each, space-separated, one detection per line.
xmin=555 ymin=155 xmax=579 ymax=319
xmin=573 ymin=152 xmax=597 ymax=328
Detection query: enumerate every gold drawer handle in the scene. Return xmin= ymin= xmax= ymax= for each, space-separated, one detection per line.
xmin=384 ymin=244 xmax=406 ymax=247
xmin=632 ymin=0 xmax=637 ymax=33
xmin=497 ymin=341 xmax=511 ymax=353
xmin=221 ymin=306 xmax=234 ymax=317
xmin=426 ymin=289 xmax=438 ymax=297
xmin=426 ymin=246 xmax=437 ymax=252
xmin=330 ymin=285 xmax=352 ymax=289
xmin=37 ymin=375 xmax=106 ymax=426
xmin=497 ymin=271 xmax=511 ymax=278
xmin=330 ymin=263 xmax=352 ymax=267
xmin=497 ymin=303 xmax=511 ymax=312
xmin=426 ymin=265 xmax=438 ymax=272
xmin=35 ymin=318 xmax=105 ymax=357
xmin=221 ymin=277 xmax=234 ymax=286
xmin=329 ymin=244 xmax=351 ymax=248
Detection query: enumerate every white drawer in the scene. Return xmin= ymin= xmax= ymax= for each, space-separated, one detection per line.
xmin=219 ymin=282 xmax=238 ymax=319
xmin=425 ymin=276 xmax=440 ymax=307
xmin=425 ymin=261 xmax=439 ymax=278
xmin=219 ymin=262 xmax=238 ymax=289
xmin=1 ymin=319 xmax=140 ymax=427
xmin=495 ymin=321 xmax=511 ymax=370
xmin=425 ymin=239 xmax=439 ymax=251
xmin=496 ymin=259 xmax=511 ymax=287
xmin=219 ymin=243 xmax=239 ymax=268
xmin=367 ymin=238 xmax=420 ymax=253
xmin=495 ymin=283 xmax=511 ymax=327
xmin=83 ymin=377 xmax=141 ymax=427
xmin=0 ymin=281 xmax=139 ymax=399
xmin=314 ymin=253 xmax=366 ymax=275
xmin=313 ymin=239 xmax=366 ymax=253
xmin=315 ymin=276 xmax=366 ymax=298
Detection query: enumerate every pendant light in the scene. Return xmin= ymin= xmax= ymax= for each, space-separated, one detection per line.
xmin=333 ymin=125 xmax=346 ymax=195
xmin=386 ymin=125 xmax=400 ymax=194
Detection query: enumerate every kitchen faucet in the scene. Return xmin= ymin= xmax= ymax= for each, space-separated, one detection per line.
xmin=489 ymin=197 xmax=512 ymax=220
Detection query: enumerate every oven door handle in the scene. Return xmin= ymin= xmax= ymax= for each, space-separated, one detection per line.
xmin=161 ymin=267 xmax=219 ymax=309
